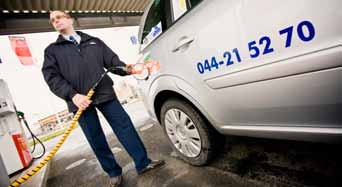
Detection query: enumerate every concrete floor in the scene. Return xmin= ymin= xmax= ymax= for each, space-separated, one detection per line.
xmin=44 ymin=101 xmax=261 ymax=187
xmin=40 ymin=101 xmax=341 ymax=187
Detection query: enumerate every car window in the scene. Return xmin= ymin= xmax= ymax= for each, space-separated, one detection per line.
xmin=189 ymin=0 xmax=201 ymax=7
xmin=141 ymin=0 xmax=171 ymax=47
xmin=140 ymin=0 xmax=202 ymax=48
xmin=171 ymin=0 xmax=203 ymax=21
xmin=171 ymin=0 xmax=188 ymax=20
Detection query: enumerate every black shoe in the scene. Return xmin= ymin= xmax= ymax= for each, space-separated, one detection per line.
xmin=138 ymin=160 xmax=165 ymax=175
xmin=109 ymin=175 xmax=123 ymax=187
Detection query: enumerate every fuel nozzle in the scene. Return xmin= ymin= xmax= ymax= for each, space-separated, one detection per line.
xmin=108 ymin=66 xmax=129 ymax=73
xmin=17 ymin=111 xmax=25 ymax=118
xmin=107 ymin=63 xmax=151 ymax=80
xmin=108 ymin=65 xmax=143 ymax=75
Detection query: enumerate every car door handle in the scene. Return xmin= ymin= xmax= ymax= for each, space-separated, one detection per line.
xmin=172 ymin=36 xmax=195 ymax=52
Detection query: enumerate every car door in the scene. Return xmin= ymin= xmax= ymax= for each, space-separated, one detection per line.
xmin=145 ymin=0 xmax=341 ymax=129
xmin=140 ymin=0 xmax=341 ymax=130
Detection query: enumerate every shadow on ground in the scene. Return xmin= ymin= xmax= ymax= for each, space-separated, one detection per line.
xmin=210 ymin=135 xmax=342 ymax=187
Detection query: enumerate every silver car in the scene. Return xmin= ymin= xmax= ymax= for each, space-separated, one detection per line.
xmin=136 ymin=0 xmax=341 ymax=165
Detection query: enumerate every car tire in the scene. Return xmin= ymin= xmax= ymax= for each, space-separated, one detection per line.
xmin=160 ymin=98 xmax=223 ymax=166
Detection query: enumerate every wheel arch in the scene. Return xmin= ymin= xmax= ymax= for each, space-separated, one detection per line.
xmin=153 ymin=90 xmax=219 ymax=133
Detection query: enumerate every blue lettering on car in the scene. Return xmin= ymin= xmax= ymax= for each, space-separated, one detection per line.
xmin=196 ymin=20 xmax=316 ymax=74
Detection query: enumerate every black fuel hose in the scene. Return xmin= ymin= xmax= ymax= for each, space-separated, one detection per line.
xmin=17 ymin=112 xmax=46 ymax=160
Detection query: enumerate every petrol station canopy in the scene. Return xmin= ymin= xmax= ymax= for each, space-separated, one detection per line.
xmin=0 ymin=0 xmax=151 ymax=35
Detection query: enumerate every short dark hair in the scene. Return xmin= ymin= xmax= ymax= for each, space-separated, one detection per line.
xmin=49 ymin=10 xmax=72 ymax=18
xmin=49 ymin=10 xmax=72 ymax=24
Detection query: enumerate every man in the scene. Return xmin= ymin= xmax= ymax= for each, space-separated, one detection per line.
xmin=42 ymin=11 xmax=164 ymax=187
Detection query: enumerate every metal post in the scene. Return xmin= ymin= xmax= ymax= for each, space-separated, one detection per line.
xmin=0 ymin=154 xmax=10 ymax=186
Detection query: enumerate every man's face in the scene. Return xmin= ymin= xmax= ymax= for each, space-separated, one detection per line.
xmin=49 ymin=11 xmax=73 ymax=33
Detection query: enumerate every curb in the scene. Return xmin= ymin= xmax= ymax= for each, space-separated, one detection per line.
xmin=20 ymin=161 xmax=50 ymax=187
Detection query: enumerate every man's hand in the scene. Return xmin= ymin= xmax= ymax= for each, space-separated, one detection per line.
xmin=72 ymin=94 xmax=92 ymax=110
xmin=126 ymin=64 xmax=133 ymax=75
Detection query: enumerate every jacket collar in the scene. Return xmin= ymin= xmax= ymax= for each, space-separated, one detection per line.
xmin=55 ymin=31 xmax=94 ymax=45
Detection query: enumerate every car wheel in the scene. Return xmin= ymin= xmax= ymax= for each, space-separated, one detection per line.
xmin=160 ymin=98 xmax=222 ymax=165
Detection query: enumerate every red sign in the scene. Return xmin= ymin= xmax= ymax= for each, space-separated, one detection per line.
xmin=9 ymin=36 xmax=34 ymax=65
xmin=12 ymin=134 xmax=32 ymax=167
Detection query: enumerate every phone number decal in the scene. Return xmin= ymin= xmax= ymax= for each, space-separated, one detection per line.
xmin=196 ymin=20 xmax=316 ymax=74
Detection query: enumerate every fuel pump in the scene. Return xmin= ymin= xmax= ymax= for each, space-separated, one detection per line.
xmin=0 ymin=79 xmax=32 ymax=175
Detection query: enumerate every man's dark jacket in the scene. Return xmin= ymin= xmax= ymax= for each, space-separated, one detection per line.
xmin=42 ymin=31 xmax=128 ymax=112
